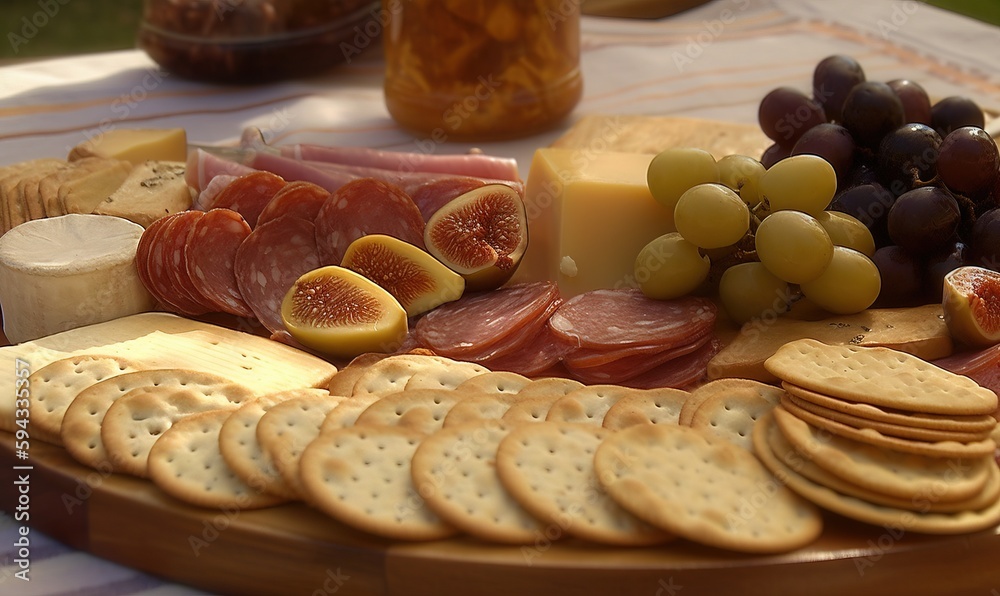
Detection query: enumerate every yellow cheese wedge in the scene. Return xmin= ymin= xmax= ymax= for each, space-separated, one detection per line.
xmin=68 ymin=128 xmax=188 ymax=166
xmin=510 ymin=148 xmax=674 ymax=297
xmin=93 ymin=161 xmax=192 ymax=227
xmin=0 ymin=214 xmax=156 ymax=343
xmin=0 ymin=312 xmax=339 ymax=432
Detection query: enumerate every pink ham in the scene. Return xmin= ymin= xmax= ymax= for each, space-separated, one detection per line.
xmin=256 ymin=181 xmax=331 ymax=226
xmin=186 ymin=209 xmax=254 ymax=318
xmin=235 ymin=215 xmax=321 ymax=335
xmin=313 ymin=178 xmax=425 ymax=265
xmin=186 ymin=149 xmax=255 ymax=194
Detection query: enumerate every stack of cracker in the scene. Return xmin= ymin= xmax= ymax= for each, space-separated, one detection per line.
xmin=754 ymin=338 xmax=1000 ymax=534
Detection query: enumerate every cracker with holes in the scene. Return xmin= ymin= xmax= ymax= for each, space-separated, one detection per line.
xmin=688 ymin=386 xmax=778 ymax=452
xmin=502 ymin=394 xmax=563 ymax=424
xmin=454 ymin=371 xmax=531 ymax=395
xmin=545 ymin=384 xmax=635 ymax=426
xmin=101 ymin=377 xmax=255 ymax=477
xmin=148 ymin=409 xmax=285 ymax=509
xmin=327 ymin=352 xmax=389 ymax=396
xmin=496 ymin=421 xmax=672 ymax=546
xmin=321 ymin=394 xmax=382 ymax=433
xmin=602 ymin=387 xmax=690 ymax=431
xmin=763 ymin=339 xmax=998 ymax=416
xmin=515 ymin=377 xmax=583 ymax=399
xmin=403 ymin=359 xmax=489 ymax=391
xmin=28 ymin=354 xmax=143 ymax=446
xmin=411 ymin=420 xmax=544 ymax=544
xmin=680 ymin=378 xmax=784 ymax=427
xmin=753 ymin=411 xmax=1000 ymax=534
xmin=256 ymin=391 xmax=347 ymax=497
xmin=299 ymin=425 xmax=457 ymax=541
xmin=219 ymin=388 xmax=328 ymax=500
xmin=61 ymin=369 xmax=245 ymax=471
xmin=444 ymin=393 xmax=522 ymax=427
xmin=351 ymin=354 xmax=481 ymax=397
xmin=594 ymin=423 xmax=822 ymax=554
xmin=353 ymin=388 xmax=466 ymax=434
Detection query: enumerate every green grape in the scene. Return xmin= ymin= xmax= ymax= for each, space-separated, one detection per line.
xmin=718 ymin=262 xmax=792 ymax=325
xmin=634 ymin=232 xmax=710 ymax=300
xmin=759 ymin=154 xmax=837 ymax=216
xmin=755 ymin=210 xmax=834 ymax=284
xmin=673 ymin=183 xmax=750 ymax=249
xmin=647 ymin=148 xmax=720 ymax=225
xmin=815 ymin=210 xmax=876 ymax=257
xmin=718 ymin=154 xmax=766 ymax=206
xmin=800 ymin=246 xmax=881 ymax=314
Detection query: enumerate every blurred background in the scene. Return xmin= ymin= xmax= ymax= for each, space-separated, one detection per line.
xmin=0 ymin=0 xmax=998 ymax=61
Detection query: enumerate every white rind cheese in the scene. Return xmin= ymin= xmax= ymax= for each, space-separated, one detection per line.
xmin=0 ymin=213 xmax=156 ymax=343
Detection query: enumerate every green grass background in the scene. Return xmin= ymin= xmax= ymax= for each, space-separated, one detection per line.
xmin=0 ymin=0 xmax=997 ymax=59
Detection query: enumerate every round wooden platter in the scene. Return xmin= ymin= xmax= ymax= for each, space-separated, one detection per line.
xmin=3 ymin=433 xmax=999 ymax=595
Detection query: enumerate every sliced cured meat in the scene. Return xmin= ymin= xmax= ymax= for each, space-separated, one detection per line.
xmin=463 ymin=296 xmax=563 ymax=363
xmin=281 ymin=144 xmax=521 ymax=182
xmin=548 ymin=290 xmax=717 ymax=349
xmin=186 ymin=149 xmax=255 ymax=194
xmin=186 ymin=208 xmax=253 ymax=318
xmin=135 ymin=214 xmax=176 ymax=310
xmin=162 ymin=210 xmax=215 ymax=314
xmin=194 ymin=174 xmax=239 ymax=211
xmin=256 ymin=181 xmax=330 ymax=226
xmin=562 ymin=323 xmax=715 ymax=369
xmin=935 ymin=344 xmax=1000 ymax=397
xmin=252 ymin=152 xmax=358 ymax=194
xmin=482 ymin=323 xmax=574 ymax=377
xmin=413 ymin=281 xmax=559 ymax=358
xmin=209 ymin=171 xmax=287 ymax=228
xmin=235 ymin=214 xmax=321 ymax=335
xmin=563 ymin=334 xmax=714 ymax=385
xmin=617 ymin=339 xmax=721 ymax=390
xmin=314 ymin=178 xmax=425 ymax=265
xmin=145 ymin=212 xmax=210 ymax=316
xmin=409 ymin=177 xmax=485 ymax=221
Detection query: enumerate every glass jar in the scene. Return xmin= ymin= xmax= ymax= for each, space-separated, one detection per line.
xmin=382 ymin=0 xmax=583 ymax=140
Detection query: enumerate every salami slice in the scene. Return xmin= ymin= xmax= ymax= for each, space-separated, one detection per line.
xmin=256 ymin=181 xmax=331 ymax=227
xmin=562 ymin=323 xmax=715 ymax=369
xmin=463 ymin=296 xmax=563 ymax=363
xmin=234 ymin=214 xmax=321 ymax=335
xmin=209 ymin=171 xmax=287 ymax=228
xmin=164 ymin=211 xmax=215 ymax=314
xmin=135 ymin=214 xmax=176 ymax=311
xmin=408 ymin=177 xmax=485 ymax=221
xmin=481 ymin=323 xmax=574 ymax=377
xmin=146 ymin=212 xmax=211 ymax=316
xmin=548 ymin=290 xmax=717 ymax=349
xmin=563 ymin=334 xmax=713 ymax=385
xmin=314 ymin=178 xmax=425 ymax=265
xmin=186 ymin=208 xmax=254 ymax=318
xmin=412 ymin=282 xmax=559 ymax=358
xmin=618 ymin=340 xmax=721 ymax=390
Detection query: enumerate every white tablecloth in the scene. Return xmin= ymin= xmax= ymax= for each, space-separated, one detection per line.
xmin=1 ymin=1 xmax=999 ymax=593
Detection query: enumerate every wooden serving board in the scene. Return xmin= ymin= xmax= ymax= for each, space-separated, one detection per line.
xmin=4 ymin=434 xmax=1000 ymax=595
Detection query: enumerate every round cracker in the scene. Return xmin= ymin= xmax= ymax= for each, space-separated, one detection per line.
xmin=681 ymin=378 xmax=782 ymax=427
xmin=689 ymin=389 xmax=777 ymax=452
xmin=321 ymin=394 xmax=382 ymax=433
xmin=444 ymin=393 xmax=522 ymax=427
xmin=514 ymin=377 xmax=583 ymax=399
xmin=546 ymin=384 xmax=636 ymax=426
xmin=353 ymin=388 xmax=467 ymax=434
xmin=454 ymin=371 xmax=532 ymax=395
xmin=602 ymin=387 xmax=690 ymax=431
xmin=496 ymin=422 xmax=672 ymax=546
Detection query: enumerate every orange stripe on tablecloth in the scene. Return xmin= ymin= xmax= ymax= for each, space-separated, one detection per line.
xmin=266 ymin=123 xmax=402 ymax=145
xmin=0 ymin=87 xmax=245 ymax=119
xmin=582 ymin=11 xmax=796 ymax=50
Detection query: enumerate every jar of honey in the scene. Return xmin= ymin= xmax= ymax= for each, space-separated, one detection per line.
xmin=382 ymin=0 xmax=583 ymax=140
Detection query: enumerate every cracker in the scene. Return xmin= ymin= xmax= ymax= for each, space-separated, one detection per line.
xmin=688 ymin=387 xmax=777 ymax=452
xmin=321 ymin=394 xmax=382 ymax=433
xmin=403 ymin=360 xmax=489 ymax=391
xmin=502 ymin=395 xmax=563 ymax=424
xmin=256 ymin=391 xmax=346 ymax=498
xmin=28 ymin=354 xmax=142 ymax=446
xmin=411 ymin=420 xmax=544 ymax=543
xmin=353 ymin=388 xmax=466 ymax=434
xmin=299 ymin=425 xmax=457 ymax=541
xmin=61 ymin=369 xmax=244 ymax=471
xmin=443 ymin=393 xmax=521 ymax=427
xmin=219 ymin=389 xmax=326 ymax=500
xmin=514 ymin=377 xmax=583 ymax=399
xmin=753 ymin=411 xmax=1000 ymax=534
xmin=774 ymin=399 xmax=997 ymax=460
xmin=682 ymin=378 xmax=783 ymax=427
xmin=327 ymin=352 xmax=388 ymax=396
xmin=545 ymin=384 xmax=635 ymax=426
xmin=148 ymin=409 xmax=285 ymax=509
xmin=352 ymin=354 xmax=472 ymax=397
xmin=593 ymin=423 xmax=823 ymax=554
xmin=101 ymin=377 xmax=255 ymax=477
xmin=602 ymin=387 xmax=690 ymax=431
xmin=762 ymin=412 xmax=1000 ymax=514
xmin=771 ymin=406 xmax=991 ymax=501
xmin=496 ymin=421 xmax=671 ymax=546
xmin=763 ymin=339 xmax=998 ymax=416
xmin=454 ymin=371 xmax=531 ymax=395
xmin=782 ymin=382 xmax=997 ymax=433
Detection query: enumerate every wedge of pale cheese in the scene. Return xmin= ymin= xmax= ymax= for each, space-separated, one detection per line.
xmin=511 ymin=148 xmax=673 ymax=297
xmin=69 ymin=128 xmax=187 ymax=166
xmin=93 ymin=161 xmax=192 ymax=227
xmin=0 ymin=214 xmax=156 ymax=343
xmin=0 ymin=312 xmax=338 ymax=432
xmin=60 ymin=160 xmax=133 ymax=215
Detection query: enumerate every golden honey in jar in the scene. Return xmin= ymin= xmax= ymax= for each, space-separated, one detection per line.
xmin=382 ymin=0 xmax=583 ymax=140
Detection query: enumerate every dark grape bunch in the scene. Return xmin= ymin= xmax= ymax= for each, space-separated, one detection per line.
xmin=757 ymin=55 xmax=1000 ymax=307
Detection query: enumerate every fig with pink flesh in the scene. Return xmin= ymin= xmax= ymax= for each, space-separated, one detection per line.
xmin=942 ymin=266 xmax=1000 ymax=347
xmin=424 ymin=184 xmax=528 ymax=292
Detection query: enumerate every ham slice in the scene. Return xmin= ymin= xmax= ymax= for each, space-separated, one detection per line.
xmin=282 ymin=144 xmax=521 ymax=182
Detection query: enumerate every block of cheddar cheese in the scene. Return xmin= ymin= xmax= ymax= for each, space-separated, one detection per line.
xmin=511 ymin=148 xmax=674 ymax=297
xmin=68 ymin=128 xmax=187 ymax=166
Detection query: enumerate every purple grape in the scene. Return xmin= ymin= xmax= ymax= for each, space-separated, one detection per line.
xmin=930 ymin=96 xmax=985 ymax=136
xmin=970 ymin=208 xmax=1000 ymax=271
xmin=926 ymin=241 xmax=967 ymax=301
xmin=887 ymin=186 xmax=960 ymax=257
xmin=758 ymin=87 xmax=827 ymax=146
xmin=937 ymin=126 xmax=1000 ymax=198
xmin=812 ymin=55 xmax=866 ymax=122
xmin=760 ymin=142 xmax=792 ymax=169
xmin=876 ymin=123 xmax=941 ymax=196
xmin=886 ymin=79 xmax=932 ymax=125
xmin=790 ymin=123 xmax=856 ymax=184
xmin=840 ymin=82 xmax=905 ymax=150
xmin=872 ymin=245 xmax=925 ymax=307
xmin=829 ymin=183 xmax=895 ymax=246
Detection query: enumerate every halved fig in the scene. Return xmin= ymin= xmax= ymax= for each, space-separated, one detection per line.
xmin=341 ymin=234 xmax=465 ymax=317
xmin=424 ymin=184 xmax=528 ymax=292
xmin=280 ymin=266 xmax=407 ymax=359
xmin=942 ymin=266 xmax=1000 ymax=347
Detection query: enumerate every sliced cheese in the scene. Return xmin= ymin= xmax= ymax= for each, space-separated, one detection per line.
xmin=93 ymin=161 xmax=192 ymax=227
xmin=69 ymin=128 xmax=188 ymax=166
xmin=0 ymin=312 xmax=339 ymax=432
xmin=60 ymin=160 xmax=133 ymax=215
xmin=511 ymin=148 xmax=674 ymax=297
xmin=0 ymin=214 xmax=156 ymax=344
